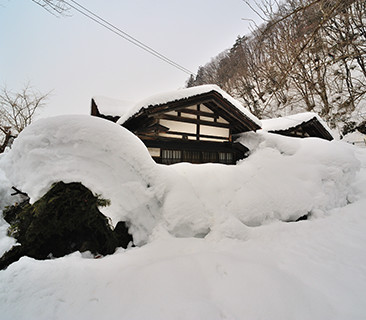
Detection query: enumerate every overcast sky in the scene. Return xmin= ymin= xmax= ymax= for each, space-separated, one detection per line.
xmin=1 ymin=0 xmax=261 ymax=118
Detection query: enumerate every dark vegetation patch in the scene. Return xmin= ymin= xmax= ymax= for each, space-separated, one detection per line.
xmin=0 ymin=181 xmax=132 ymax=270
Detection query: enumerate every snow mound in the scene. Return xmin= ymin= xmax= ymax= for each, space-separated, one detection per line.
xmin=0 ymin=115 xmax=164 ymax=245
xmin=170 ymin=132 xmax=359 ymax=228
xmin=1 ymin=115 xmax=365 ymax=320
xmin=0 ymin=115 xmax=360 ymax=246
xmin=1 ymin=205 xmax=366 ymax=320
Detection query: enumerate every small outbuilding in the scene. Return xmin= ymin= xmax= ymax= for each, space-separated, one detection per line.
xmin=116 ymin=85 xmax=261 ymax=164
xmin=261 ymin=112 xmax=334 ymax=141
xmin=342 ymin=129 xmax=366 ymax=147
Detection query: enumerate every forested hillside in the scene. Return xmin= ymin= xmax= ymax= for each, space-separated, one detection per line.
xmin=187 ymin=0 xmax=366 ymax=135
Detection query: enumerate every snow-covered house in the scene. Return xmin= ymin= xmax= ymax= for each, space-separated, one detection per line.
xmin=115 ymin=85 xmax=261 ymax=164
xmin=261 ymin=112 xmax=334 ymax=141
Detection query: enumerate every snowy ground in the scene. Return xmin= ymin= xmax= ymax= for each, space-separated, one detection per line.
xmin=0 ymin=115 xmax=365 ymax=320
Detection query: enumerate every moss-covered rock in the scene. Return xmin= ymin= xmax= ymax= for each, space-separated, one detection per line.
xmin=0 ymin=182 xmax=132 ymax=269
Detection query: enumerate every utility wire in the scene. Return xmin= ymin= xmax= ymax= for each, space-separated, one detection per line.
xmin=62 ymin=0 xmax=195 ymax=75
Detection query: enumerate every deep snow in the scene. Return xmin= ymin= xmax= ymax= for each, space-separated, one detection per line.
xmin=0 ymin=115 xmax=365 ymax=320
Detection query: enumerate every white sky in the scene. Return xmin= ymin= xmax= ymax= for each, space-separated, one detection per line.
xmin=0 ymin=0 xmax=261 ymax=118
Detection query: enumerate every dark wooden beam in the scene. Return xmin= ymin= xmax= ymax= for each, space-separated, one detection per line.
xmin=179 ymin=108 xmax=217 ymax=118
xmin=159 ymin=114 xmax=230 ymax=128
xmin=196 ymin=104 xmax=200 ymax=140
xmin=141 ymin=137 xmax=248 ymax=154
xmin=162 ymin=131 xmax=228 ymax=141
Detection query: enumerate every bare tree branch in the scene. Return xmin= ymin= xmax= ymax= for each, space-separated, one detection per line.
xmin=242 ymin=0 xmax=269 ymax=21
xmin=0 ymin=83 xmax=50 ymax=153
xmin=188 ymin=0 xmax=366 ymax=130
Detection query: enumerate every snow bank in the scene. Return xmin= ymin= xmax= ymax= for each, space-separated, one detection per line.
xmin=1 ymin=202 xmax=366 ymax=320
xmin=0 ymin=115 xmax=365 ymax=319
xmin=166 ymin=131 xmax=358 ymax=231
xmin=0 ymin=115 xmax=360 ymax=246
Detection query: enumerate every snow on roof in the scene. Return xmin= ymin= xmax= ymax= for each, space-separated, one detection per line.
xmin=117 ymin=85 xmax=262 ymax=127
xmin=342 ymin=130 xmax=366 ymax=146
xmin=261 ymin=112 xmax=334 ymax=137
xmin=92 ymin=96 xmax=134 ymax=117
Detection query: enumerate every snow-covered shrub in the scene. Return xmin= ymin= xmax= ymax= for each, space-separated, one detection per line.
xmin=0 ymin=181 xmax=132 ymax=269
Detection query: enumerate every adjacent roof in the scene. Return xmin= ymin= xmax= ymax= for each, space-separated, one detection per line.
xmin=342 ymin=130 xmax=366 ymax=146
xmin=117 ymin=85 xmax=262 ymax=130
xmin=91 ymin=96 xmax=134 ymax=118
xmin=261 ymin=112 xmax=334 ymax=140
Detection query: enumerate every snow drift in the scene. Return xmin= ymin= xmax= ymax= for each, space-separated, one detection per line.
xmin=0 ymin=115 xmax=360 ymax=245
xmin=0 ymin=115 xmax=365 ymax=320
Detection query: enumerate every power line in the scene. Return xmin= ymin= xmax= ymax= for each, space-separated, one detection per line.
xmin=32 ymin=0 xmax=69 ymax=17
xmin=62 ymin=0 xmax=195 ymax=75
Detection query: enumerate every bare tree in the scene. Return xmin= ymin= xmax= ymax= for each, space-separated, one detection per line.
xmin=188 ymin=0 xmax=366 ymax=131
xmin=0 ymin=84 xmax=49 ymax=153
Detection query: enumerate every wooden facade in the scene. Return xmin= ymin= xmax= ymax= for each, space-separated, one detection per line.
xmin=120 ymin=89 xmax=261 ymax=165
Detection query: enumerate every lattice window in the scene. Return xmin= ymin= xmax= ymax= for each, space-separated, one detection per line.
xmin=202 ymin=151 xmax=218 ymax=163
xmin=219 ymin=152 xmax=234 ymax=164
xmin=183 ymin=150 xmax=201 ymax=163
xmin=161 ymin=150 xmax=182 ymax=164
